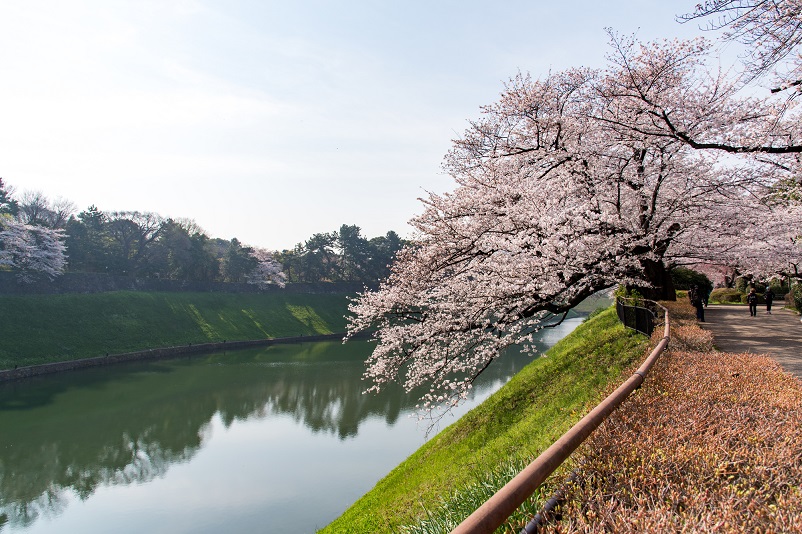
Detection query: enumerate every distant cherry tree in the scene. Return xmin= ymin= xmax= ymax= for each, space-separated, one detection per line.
xmin=0 ymin=217 xmax=67 ymax=282
xmin=246 ymin=247 xmax=287 ymax=288
xmin=0 ymin=185 xmax=68 ymax=282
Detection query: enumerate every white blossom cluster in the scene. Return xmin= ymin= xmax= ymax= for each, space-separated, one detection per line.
xmin=0 ymin=216 xmax=67 ymax=282
xmin=246 ymin=247 xmax=288 ymax=288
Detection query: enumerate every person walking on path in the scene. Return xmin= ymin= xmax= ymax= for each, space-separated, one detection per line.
xmin=747 ymin=287 xmax=759 ymax=316
xmin=765 ymin=287 xmax=775 ymax=315
xmin=688 ymin=284 xmax=705 ymax=322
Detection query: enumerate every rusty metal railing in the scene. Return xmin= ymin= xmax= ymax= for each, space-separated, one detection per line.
xmin=616 ymin=297 xmax=658 ymax=336
xmin=451 ymin=302 xmax=670 ymax=534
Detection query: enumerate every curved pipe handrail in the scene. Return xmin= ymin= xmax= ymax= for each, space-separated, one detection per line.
xmin=451 ymin=303 xmax=670 ymax=534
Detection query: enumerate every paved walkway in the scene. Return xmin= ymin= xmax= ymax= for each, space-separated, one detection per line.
xmin=701 ymin=304 xmax=802 ymax=379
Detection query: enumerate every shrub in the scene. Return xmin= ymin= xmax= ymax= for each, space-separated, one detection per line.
xmin=736 ymin=276 xmax=769 ymax=294
xmin=670 ymin=267 xmax=713 ymax=295
xmin=614 ymin=285 xmax=645 ymax=305
xmin=584 ymin=306 xmax=606 ymax=321
xmin=769 ymin=279 xmax=789 ymax=299
xmin=709 ymin=288 xmax=743 ymax=304
xmin=791 ymin=284 xmax=802 ymax=312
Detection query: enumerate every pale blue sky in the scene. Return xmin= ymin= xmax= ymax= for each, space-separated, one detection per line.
xmin=0 ymin=1 xmax=707 ymax=250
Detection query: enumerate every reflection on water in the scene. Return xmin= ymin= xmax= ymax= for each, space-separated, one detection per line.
xmin=0 ymin=318 xmax=582 ymax=533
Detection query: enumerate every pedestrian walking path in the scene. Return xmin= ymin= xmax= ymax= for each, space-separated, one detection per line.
xmin=702 ymin=304 xmax=802 ymax=379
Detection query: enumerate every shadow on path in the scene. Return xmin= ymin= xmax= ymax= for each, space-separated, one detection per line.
xmin=702 ymin=305 xmax=802 ymax=380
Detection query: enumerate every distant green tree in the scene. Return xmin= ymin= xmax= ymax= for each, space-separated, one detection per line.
xmin=301 ymin=232 xmax=339 ymax=282
xmin=281 ymin=227 xmax=406 ymax=284
xmin=142 ymin=219 xmax=217 ymax=281
xmin=64 ymin=206 xmax=115 ymax=272
xmin=0 ymin=178 xmax=18 ymax=217
xmin=155 ymin=220 xmax=221 ymax=282
xmin=338 ymin=224 xmax=371 ymax=282
xmin=148 ymin=219 xmax=195 ymax=279
xmin=186 ymin=232 xmax=220 ymax=281
xmin=105 ymin=211 xmax=164 ymax=276
xmin=365 ymin=230 xmax=404 ymax=282
xmin=221 ymin=238 xmax=258 ymax=283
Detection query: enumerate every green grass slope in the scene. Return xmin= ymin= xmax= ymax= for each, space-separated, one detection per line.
xmin=320 ymin=308 xmax=649 ymax=533
xmin=0 ymin=291 xmax=351 ymax=369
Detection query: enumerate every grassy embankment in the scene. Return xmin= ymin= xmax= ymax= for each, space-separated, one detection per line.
xmin=0 ymin=291 xmax=351 ymax=370
xmin=321 ymin=307 xmax=651 ymax=533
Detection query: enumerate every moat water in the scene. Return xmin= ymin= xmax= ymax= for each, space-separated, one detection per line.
xmin=0 ymin=318 xmax=581 ymax=533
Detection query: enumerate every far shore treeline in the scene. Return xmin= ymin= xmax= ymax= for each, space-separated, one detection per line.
xmin=0 ymin=179 xmax=405 ymax=288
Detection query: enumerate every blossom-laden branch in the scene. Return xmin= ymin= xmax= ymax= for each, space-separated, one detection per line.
xmin=599 ymin=32 xmax=802 ymax=155
xmin=678 ymin=0 xmax=802 ymax=92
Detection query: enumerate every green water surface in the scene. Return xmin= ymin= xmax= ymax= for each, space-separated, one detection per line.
xmin=0 ymin=320 xmax=580 ymax=533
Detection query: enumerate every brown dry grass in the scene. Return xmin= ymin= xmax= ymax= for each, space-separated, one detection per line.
xmin=540 ymin=300 xmax=802 ymax=533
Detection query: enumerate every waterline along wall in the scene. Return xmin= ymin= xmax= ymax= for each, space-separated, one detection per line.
xmin=0 ymin=332 xmax=376 ymax=382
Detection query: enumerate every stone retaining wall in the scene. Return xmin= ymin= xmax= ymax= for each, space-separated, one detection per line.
xmin=0 ymin=332 xmax=356 ymax=382
xmin=0 ymin=271 xmax=366 ymax=295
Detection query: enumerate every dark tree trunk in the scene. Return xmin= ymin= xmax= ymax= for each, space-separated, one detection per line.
xmin=724 ymin=267 xmax=739 ymax=288
xmin=629 ymin=258 xmax=676 ymax=301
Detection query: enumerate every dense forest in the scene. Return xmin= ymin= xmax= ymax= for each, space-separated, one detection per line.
xmin=0 ymin=178 xmax=405 ymax=287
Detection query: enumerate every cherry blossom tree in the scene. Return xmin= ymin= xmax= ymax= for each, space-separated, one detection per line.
xmin=246 ymin=247 xmax=287 ymax=288
xmin=0 ymin=217 xmax=67 ymax=282
xmin=725 ymin=185 xmax=802 ymax=279
xmin=347 ymin=34 xmax=800 ymax=410
xmin=0 ymin=184 xmax=68 ymax=282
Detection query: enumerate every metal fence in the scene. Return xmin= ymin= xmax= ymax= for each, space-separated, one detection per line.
xmin=615 ymin=298 xmax=658 ymax=336
xmin=451 ymin=301 xmax=669 ymax=534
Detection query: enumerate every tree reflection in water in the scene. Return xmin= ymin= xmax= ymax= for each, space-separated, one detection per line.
xmin=0 ymin=331 xmax=571 ymax=529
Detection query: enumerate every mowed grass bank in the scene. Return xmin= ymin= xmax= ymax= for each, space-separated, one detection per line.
xmin=320 ymin=308 xmax=650 ymax=533
xmin=0 ymin=291 xmax=351 ymax=370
